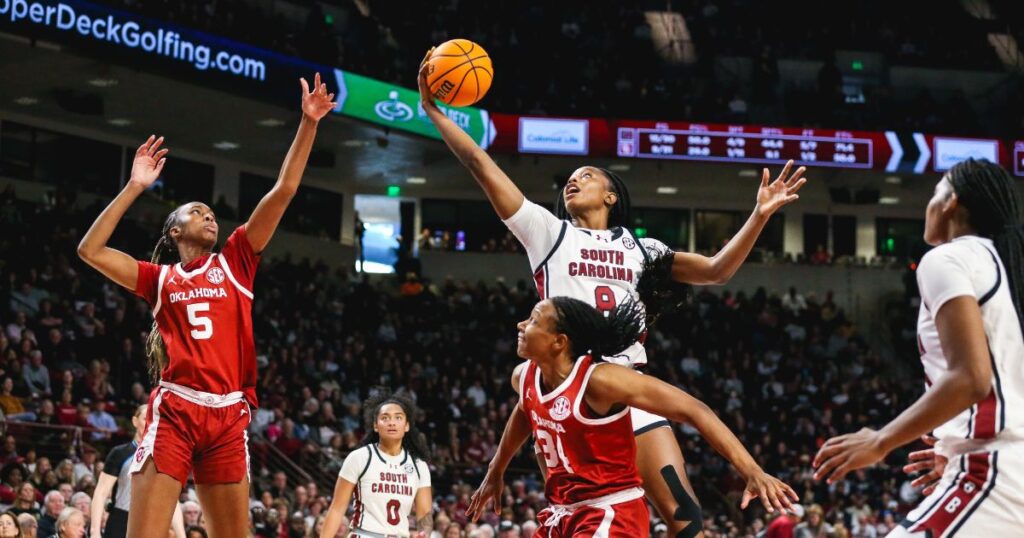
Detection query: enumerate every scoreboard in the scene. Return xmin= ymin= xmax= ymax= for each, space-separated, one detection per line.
xmin=487 ymin=114 xmax=1021 ymax=176
xmin=616 ymin=124 xmax=875 ymax=168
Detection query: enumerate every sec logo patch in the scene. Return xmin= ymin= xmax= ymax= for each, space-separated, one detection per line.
xmin=550 ymin=396 xmax=571 ymax=421
xmin=206 ymin=267 xmax=226 ymax=285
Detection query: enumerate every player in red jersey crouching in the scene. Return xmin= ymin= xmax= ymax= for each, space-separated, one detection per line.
xmin=468 ymin=297 xmax=797 ymax=537
xmin=77 ymin=74 xmax=336 ymax=538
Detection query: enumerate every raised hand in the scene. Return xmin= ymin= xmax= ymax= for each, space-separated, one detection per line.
xmin=418 ymin=48 xmax=440 ymax=113
xmin=740 ymin=470 xmax=799 ymax=513
xmin=300 ymin=72 xmax=336 ymax=122
xmin=756 ymin=160 xmax=807 ymax=217
xmin=128 ymin=135 xmax=168 ymax=188
xmin=466 ymin=469 xmax=504 ymax=522
xmin=903 ymin=435 xmax=947 ymax=496
xmin=813 ymin=427 xmax=888 ymax=484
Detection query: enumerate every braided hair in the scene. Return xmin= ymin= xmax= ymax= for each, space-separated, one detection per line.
xmin=635 ymin=249 xmax=691 ymax=327
xmin=144 ymin=208 xmax=182 ymax=383
xmin=946 ymin=158 xmax=1024 ymax=336
xmin=359 ymin=390 xmax=431 ymax=464
xmin=549 ymin=296 xmax=645 ymax=362
xmin=554 ymin=168 xmax=632 ymax=228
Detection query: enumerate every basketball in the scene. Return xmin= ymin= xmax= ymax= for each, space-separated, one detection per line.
xmin=425 ymin=39 xmax=493 ymax=107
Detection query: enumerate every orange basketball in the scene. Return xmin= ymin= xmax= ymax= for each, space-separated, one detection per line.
xmin=425 ymin=39 xmax=493 ymax=107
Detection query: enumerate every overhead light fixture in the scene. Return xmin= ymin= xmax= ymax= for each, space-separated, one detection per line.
xmin=885 ymin=176 xmax=902 ymax=184
xmin=608 ymin=163 xmax=631 ymax=172
xmin=656 ymin=186 xmax=678 ymax=194
xmin=342 ymin=139 xmax=366 ymax=147
xmin=257 ymin=118 xmax=285 ymax=127
xmin=107 ymin=118 xmax=133 ymax=126
xmin=406 ymin=177 xmax=427 ymax=184
xmin=87 ymin=78 xmax=118 ymax=88
xmin=14 ymin=96 xmax=38 ymax=105
xmin=879 ymin=196 xmax=900 ymax=205
xmin=738 ymin=169 xmax=759 ymax=178
xmin=213 ymin=141 xmax=239 ymax=150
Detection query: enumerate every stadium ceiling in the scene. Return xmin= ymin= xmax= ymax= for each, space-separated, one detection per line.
xmin=0 ymin=35 xmax=934 ymax=212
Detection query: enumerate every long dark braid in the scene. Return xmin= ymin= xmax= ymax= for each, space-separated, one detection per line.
xmin=635 ymin=249 xmax=691 ymax=327
xmin=144 ymin=209 xmax=181 ymax=383
xmin=947 ymin=158 xmax=1024 ymax=335
xmin=554 ymin=167 xmax=632 ymax=228
xmin=549 ymin=296 xmax=645 ymax=362
xmin=359 ymin=390 xmax=432 ymax=464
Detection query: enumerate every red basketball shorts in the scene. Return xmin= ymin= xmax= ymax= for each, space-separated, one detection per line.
xmin=535 ymin=488 xmax=649 ymax=538
xmin=130 ymin=381 xmax=252 ymax=487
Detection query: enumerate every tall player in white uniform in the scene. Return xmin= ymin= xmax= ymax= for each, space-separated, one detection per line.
xmin=814 ymin=159 xmax=1024 ymax=537
xmin=321 ymin=393 xmax=433 ymax=538
xmin=418 ymin=55 xmax=808 ymax=536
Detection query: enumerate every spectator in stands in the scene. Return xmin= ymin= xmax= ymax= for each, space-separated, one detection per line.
xmin=782 ymin=287 xmax=807 ymax=315
xmin=181 ymin=501 xmax=202 ymax=528
xmin=9 ymin=483 xmax=38 ymax=518
xmin=810 ymin=244 xmax=832 ymax=265
xmin=36 ymin=492 xmax=63 ymax=538
xmin=794 ymin=504 xmax=835 ymax=537
xmin=53 ymin=506 xmax=85 ymax=537
xmin=0 ymin=464 xmax=27 ymax=505
xmin=70 ymin=450 xmax=97 ymax=486
xmin=53 ymin=393 xmax=77 ymax=426
xmin=84 ymin=401 xmax=116 ymax=442
xmin=22 ymin=352 xmax=50 ymax=399
xmin=16 ymin=512 xmax=35 ymax=538
xmin=68 ymin=494 xmax=89 ymax=528
xmin=0 ymin=439 xmax=16 ymax=466
xmin=0 ymin=511 xmax=20 ymax=538
xmin=0 ymin=378 xmax=33 ymax=421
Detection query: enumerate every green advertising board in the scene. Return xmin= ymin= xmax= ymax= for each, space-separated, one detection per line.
xmin=332 ymin=69 xmax=496 ymax=149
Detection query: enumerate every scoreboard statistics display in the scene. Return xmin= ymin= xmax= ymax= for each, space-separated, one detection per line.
xmin=615 ymin=122 xmax=878 ymax=169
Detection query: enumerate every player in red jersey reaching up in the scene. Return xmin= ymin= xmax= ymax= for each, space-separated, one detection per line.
xmin=419 ymin=51 xmax=806 ymax=537
xmin=77 ymin=73 xmax=336 ymax=538
xmin=467 ymin=297 xmax=797 ymax=537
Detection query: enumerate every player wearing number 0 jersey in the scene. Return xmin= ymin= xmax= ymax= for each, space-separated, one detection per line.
xmin=78 ymin=73 xmax=337 ymax=538
xmin=813 ymin=160 xmax=1024 ymax=537
xmin=420 ymin=53 xmax=809 ymax=536
xmin=321 ymin=393 xmax=433 ymax=538
xmin=467 ymin=297 xmax=797 ymax=537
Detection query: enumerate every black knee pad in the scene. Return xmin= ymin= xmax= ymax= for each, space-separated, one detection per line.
xmin=660 ymin=465 xmax=703 ymax=538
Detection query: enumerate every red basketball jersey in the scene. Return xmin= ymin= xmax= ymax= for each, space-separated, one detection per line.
xmin=134 ymin=226 xmax=259 ymax=405
xmin=519 ymin=355 xmax=642 ymax=505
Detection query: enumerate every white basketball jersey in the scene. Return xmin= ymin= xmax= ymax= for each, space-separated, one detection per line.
xmin=916 ymin=236 xmax=1024 ymax=445
xmin=504 ymin=200 xmax=670 ymax=366
xmin=339 ymin=444 xmax=431 ymax=537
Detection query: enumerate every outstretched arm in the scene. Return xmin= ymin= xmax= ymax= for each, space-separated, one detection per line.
xmin=671 ymin=161 xmax=806 ymax=285
xmin=813 ymin=296 xmax=992 ymax=483
xmin=588 ymin=364 xmax=798 ymax=512
xmin=78 ymin=135 xmax=169 ymax=290
xmin=245 ymin=73 xmax=336 ymax=253
xmin=467 ymin=363 xmax=533 ymax=521
xmin=418 ymin=50 xmax=523 ymax=219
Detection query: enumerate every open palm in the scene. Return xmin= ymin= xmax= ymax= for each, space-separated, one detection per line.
xmin=128 ymin=135 xmax=168 ymax=188
xmin=300 ymin=72 xmax=336 ymax=121
xmin=757 ymin=160 xmax=807 ymax=217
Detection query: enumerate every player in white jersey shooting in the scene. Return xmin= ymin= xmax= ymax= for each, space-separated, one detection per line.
xmin=814 ymin=159 xmax=1024 ymax=536
xmin=418 ymin=52 xmax=807 ymax=537
xmin=321 ymin=392 xmax=433 ymax=538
